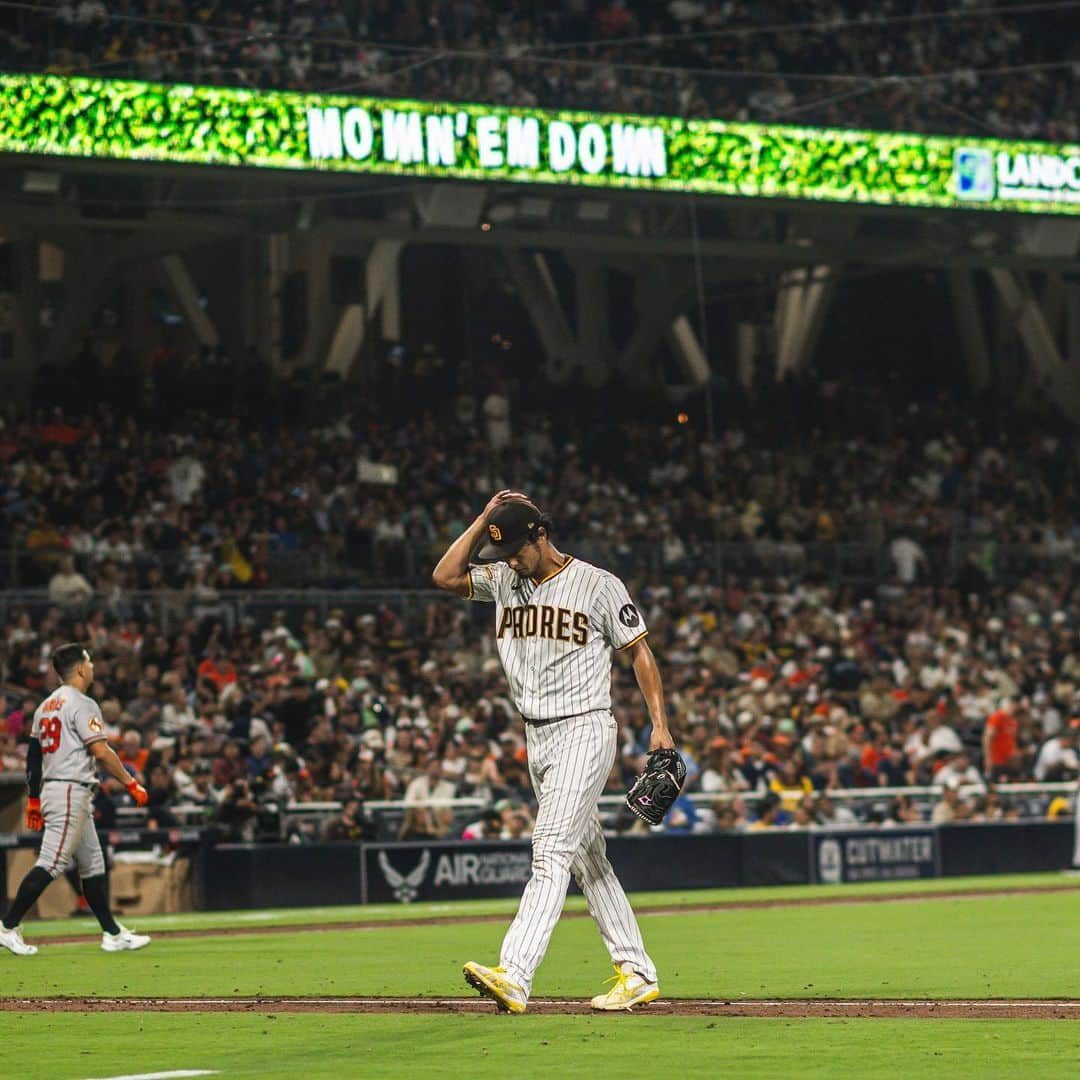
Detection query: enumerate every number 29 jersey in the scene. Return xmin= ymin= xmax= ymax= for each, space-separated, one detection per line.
xmin=32 ymin=684 xmax=109 ymax=784
xmin=467 ymin=555 xmax=649 ymax=721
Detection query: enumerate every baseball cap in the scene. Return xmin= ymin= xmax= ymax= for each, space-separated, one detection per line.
xmin=477 ymin=499 xmax=544 ymax=560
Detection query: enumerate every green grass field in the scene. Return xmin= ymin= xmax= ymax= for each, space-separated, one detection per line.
xmin=2 ymin=874 xmax=1078 ymax=1079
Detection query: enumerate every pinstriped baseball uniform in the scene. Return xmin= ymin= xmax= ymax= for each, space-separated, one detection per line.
xmin=30 ymin=685 xmax=108 ymax=879
xmin=468 ymin=555 xmax=656 ymax=995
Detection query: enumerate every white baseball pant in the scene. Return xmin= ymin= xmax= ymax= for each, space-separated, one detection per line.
xmin=34 ymin=780 xmax=106 ymax=879
xmin=499 ymin=710 xmax=655 ymax=996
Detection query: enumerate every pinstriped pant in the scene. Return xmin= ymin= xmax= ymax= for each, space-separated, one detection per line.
xmin=499 ymin=710 xmax=655 ymax=996
xmin=34 ymin=781 xmax=106 ymax=880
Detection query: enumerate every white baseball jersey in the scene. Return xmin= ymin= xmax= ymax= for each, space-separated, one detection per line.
xmin=31 ymin=684 xmax=108 ymax=786
xmin=468 ymin=556 xmax=648 ymax=721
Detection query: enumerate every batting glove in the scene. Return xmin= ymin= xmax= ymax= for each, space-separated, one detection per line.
xmin=25 ymin=797 xmax=43 ymax=831
xmin=126 ymin=780 xmax=149 ymax=807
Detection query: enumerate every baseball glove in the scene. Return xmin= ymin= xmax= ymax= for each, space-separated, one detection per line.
xmin=625 ymin=748 xmax=687 ymax=827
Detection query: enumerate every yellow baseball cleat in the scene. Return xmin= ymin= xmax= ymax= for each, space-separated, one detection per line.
xmin=463 ymin=961 xmax=528 ymax=1014
xmin=590 ymin=962 xmax=660 ymax=1011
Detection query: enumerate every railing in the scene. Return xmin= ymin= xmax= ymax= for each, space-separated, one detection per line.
xmin=82 ymin=783 xmax=1076 ymax=843
xmin=2 ymin=538 xmax=1077 ymax=595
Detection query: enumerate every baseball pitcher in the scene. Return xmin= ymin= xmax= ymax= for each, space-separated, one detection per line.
xmin=0 ymin=644 xmax=151 ymax=956
xmin=433 ymin=491 xmax=675 ymax=1012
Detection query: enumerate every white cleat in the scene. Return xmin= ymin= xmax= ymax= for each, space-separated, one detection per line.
xmin=0 ymin=924 xmax=38 ymax=957
xmin=101 ymin=925 xmax=151 ymax=952
xmin=590 ymin=962 xmax=660 ymax=1011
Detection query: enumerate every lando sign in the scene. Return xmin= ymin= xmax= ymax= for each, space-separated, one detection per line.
xmin=811 ymin=828 xmax=939 ymax=884
xmin=1 ymin=72 xmax=1078 ymax=216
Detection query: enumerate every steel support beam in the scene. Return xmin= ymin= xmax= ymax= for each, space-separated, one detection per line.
xmin=666 ymin=314 xmax=711 ymax=396
xmin=774 ymin=265 xmax=833 ymax=378
xmin=161 ymin=254 xmax=220 ymax=350
xmin=616 ymin=267 xmax=693 ymax=389
xmin=989 ymin=268 xmax=1080 ymax=422
xmin=501 ymin=250 xmax=577 ymax=384
xmin=323 ymin=240 xmax=403 ymax=378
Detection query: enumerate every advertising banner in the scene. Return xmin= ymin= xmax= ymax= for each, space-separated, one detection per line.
xmin=1 ymin=73 xmax=1077 ymax=215
xmin=811 ymin=828 xmax=939 ymax=884
xmin=364 ymin=841 xmax=533 ymax=904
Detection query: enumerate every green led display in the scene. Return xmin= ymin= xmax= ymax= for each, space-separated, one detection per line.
xmin=0 ymin=72 xmax=1077 ymax=215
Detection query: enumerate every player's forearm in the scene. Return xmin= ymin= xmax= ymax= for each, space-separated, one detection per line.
xmin=632 ymin=648 xmax=672 ymax=743
xmin=431 ymin=514 xmax=486 ymax=588
xmin=92 ymin=742 xmax=138 ymax=786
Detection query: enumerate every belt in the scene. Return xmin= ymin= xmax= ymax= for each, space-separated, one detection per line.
xmin=43 ymin=777 xmax=98 ymax=790
xmin=524 ymin=709 xmax=606 ymax=725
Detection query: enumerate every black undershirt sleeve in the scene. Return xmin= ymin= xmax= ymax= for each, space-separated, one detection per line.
xmin=26 ymin=738 xmax=42 ymax=799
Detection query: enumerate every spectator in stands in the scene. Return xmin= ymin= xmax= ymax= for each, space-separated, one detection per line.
xmin=462 ymin=808 xmax=505 ymax=841
xmin=983 ymin=701 xmax=1023 ymax=781
xmin=814 ymin=792 xmax=857 ymax=827
xmin=117 ymin=729 xmax=150 ymax=780
xmin=145 ymin=762 xmax=178 ymax=828
xmin=933 ymin=750 xmax=987 ymax=794
xmin=931 ymin=779 xmax=971 ymax=824
xmin=48 ymin=554 xmax=94 ymax=613
xmin=503 ymin=808 xmax=534 ymax=840
xmin=769 ymin=756 xmax=814 ymax=812
xmin=178 ymin=760 xmax=217 ymax=810
xmin=399 ymin=754 xmax=456 ymax=839
xmin=884 ymin=794 xmax=922 ymax=826
xmin=1033 ymin=723 xmax=1080 ymax=782
xmin=3 ymin=0 xmax=1075 ymax=141
xmin=322 ymin=797 xmax=371 ymax=842
xmin=216 ymin=777 xmax=260 ymax=841
xmin=699 ymin=737 xmax=748 ymax=794
xmin=750 ymin=792 xmax=784 ymax=830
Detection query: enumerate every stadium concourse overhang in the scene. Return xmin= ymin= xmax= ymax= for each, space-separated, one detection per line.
xmin=0 ymin=72 xmax=1078 ymax=411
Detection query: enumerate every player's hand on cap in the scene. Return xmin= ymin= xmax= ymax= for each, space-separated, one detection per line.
xmin=482 ymin=490 xmax=531 ymax=517
xmin=126 ymin=780 xmax=149 ymax=807
xmin=25 ymin=798 xmax=43 ymax=831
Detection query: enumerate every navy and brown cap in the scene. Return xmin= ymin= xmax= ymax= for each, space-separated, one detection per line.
xmin=477 ymin=499 xmax=545 ymax=560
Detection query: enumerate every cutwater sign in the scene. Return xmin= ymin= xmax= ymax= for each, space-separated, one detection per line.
xmin=812 ymin=828 xmax=939 ymax=884
xmin=365 ymin=841 xmax=532 ymax=904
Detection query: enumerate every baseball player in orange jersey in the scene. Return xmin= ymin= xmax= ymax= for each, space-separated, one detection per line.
xmin=0 ymin=644 xmax=151 ymax=957
xmin=433 ymin=491 xmax=675 ymax=1012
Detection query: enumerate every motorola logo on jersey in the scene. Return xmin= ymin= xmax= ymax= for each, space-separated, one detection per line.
xmin=618 ymin=603 xmax=640 ymax=628
xmin=497 ymin=604 xmax=590 ymax=645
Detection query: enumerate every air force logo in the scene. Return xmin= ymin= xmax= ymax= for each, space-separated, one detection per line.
xmin=378 ymin=850 xmax=431 ymax=903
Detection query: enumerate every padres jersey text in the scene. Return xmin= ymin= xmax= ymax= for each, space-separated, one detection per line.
xmin=468 ymin=556 xmax=647 ymax=720
xmin=31 ymin=685 xmax=108 ymax=786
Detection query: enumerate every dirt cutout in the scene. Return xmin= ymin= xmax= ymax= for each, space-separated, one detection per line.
xmin=0 ymin=996 xmax=1075 ymax=1019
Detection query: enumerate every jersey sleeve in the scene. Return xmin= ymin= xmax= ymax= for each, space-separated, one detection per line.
xmin=596 ymin=574 xmax=649 ymax=650
xmin=29 ymin=706 xmax=42 ymax=740
xmin=467 ymin=562 xmax=504 ymax=603
xmin=72 ymin=699 xmax=108 ymax=745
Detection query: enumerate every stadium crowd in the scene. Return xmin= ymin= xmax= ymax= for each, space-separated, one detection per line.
xmin=2 ymin=368 xmax=1078 ymax=597
xmin=1 ymin=546 xmax=1078 ymax=840
xmin=1 ymin=1 xmax=1076 ymax=141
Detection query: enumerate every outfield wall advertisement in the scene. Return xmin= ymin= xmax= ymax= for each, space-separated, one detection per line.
xmin=1 ymin=72 xmax=1078 ymax=216
xmin=811 ymin=828 xmax=940 ymax=885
